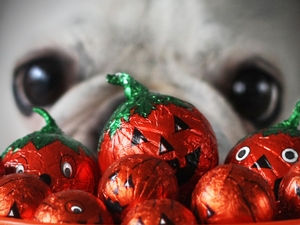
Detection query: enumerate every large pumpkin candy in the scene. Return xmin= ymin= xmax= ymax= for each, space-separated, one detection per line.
xmin=98 ymin=73 xmax=218 ymax=203
xmin=2 ymin=107 xmax=99 ymax=194
xmin=225 ymin=100 xmax=300 ymax=204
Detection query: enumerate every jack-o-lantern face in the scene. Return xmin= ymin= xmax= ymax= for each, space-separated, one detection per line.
xmin=2 ymin=108 xmax=99 ymax=194
xmin=98 ymin=154 xmax=178 ymax=223
xmin=225 ymin=100 xmax=300 ymax=201
xmin=98 ymin=73 xmax=218 ymax=204
xmin=122 ymin=198 xmax=197 ymax=225
xmin=0 ymin=173 xmax=51 ymax=220
xmin=34 ymin=190 xmax=113 ymax=224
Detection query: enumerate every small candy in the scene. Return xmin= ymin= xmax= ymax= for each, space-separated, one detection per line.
xmin=0 ymin=173 xmax=51 ymax=220
xmin=33 ymin=189 xmax=113 ymax=224
xmin=278 ymin=161 xmax=300 ymax=219
xmin=122 ymin=198 xmax=197 ymax=225
xmin=98 ymin=73 xmax=218 ymax=204
xmin=2 ymin=107 xmax=99 ymax=194
xmin=191 ymin=164 xmax=276 ymax=224
xmin=98 ymin=154 xmax=178 ymax=223
xmin=225 ymin=100 xmax=300 ymax=202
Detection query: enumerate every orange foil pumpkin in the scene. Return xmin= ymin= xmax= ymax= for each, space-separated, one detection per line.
xmin=122 ymin=198 xmax=197 ymax=225
xmin=34 ymin=189 xmax=113 ymax=224
xmin=278 ymin=161 xmax=300 ymax=219
xmin=2 ymin=108 xmax=100 ymax=194
xmin=98 ymin=73 xmax=218 ymax=204
xmin=191 ymin=164 xmax=276 ymax=224
xmin=225 ymin=101 xmax=300 ymax=203
xmin=0 ymin=173 xmax=51 ymax=220
xmin=98 ymin=154 xmax=178 ymax=223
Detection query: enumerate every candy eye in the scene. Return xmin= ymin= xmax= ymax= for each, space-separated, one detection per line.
xmin=70 ymin=205 xmax=83 ymax=214
xmin=66 ymin=201 xmax=84 ymax=214
xmin=15 ymin=164 xmax=25 ymax=173
xmin=61 ymin=162 xmax=73 ymax=178
xmin=281 ymin=148 xmax=298 ymax=163
xmin=235 ymin=146 xmax=250 ymax=161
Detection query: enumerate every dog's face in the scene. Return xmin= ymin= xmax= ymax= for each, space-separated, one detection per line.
xmin=1 ymin=1 xmax=300 ymax=163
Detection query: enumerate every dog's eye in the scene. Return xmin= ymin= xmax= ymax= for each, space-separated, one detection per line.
xmin=229 ymin=63 xmax=282 ymax=128
xmin=13 ymin=52 xmax=76 ymax=116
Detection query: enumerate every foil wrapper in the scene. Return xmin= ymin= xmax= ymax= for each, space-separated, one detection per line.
xmin=0 ymin=173 xmax=51 ymax=220
xmin=2 ymin=107 xmax=100 ymax=194
xmin=122 ymin=198 xmax=197 ymax=225
xmin=279 ymin=161 xmax=300 ymax=219
xmin=98 ymin=154 xmax=179 ymax=223
xmin=191 ymin=164 xmax=276 ymax=224
xmin=98 ymin=73 xmax=218 ymax=206
xmin=34 ymin=189 xmax=113 ymax=224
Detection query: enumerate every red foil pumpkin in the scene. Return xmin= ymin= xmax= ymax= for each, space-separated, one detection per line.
xmin=225 ymin=101 xmax=300 ymax=203
xmin=98 ymin=73 xmax=218 ymax=204
xmin=98 ymin=154 xmax=178 ymax=223
xmin=34 ymin=189 xmax=113 ymax=224
xmin=278 ymin=161 xmax=300 ymax=219
xmin=2 ymin=108 xmax=99 ymax=194
xmin=0 ymin=173 xmax=51 ymax=220
xmin=191 ymin=164 xmax=276 ymax=224
xmin=122 ymin=198 xmax=197 ymax=225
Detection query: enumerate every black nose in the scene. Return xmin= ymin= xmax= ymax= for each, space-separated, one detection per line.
xmin=39 ymin=174 xmax=52 ymax=186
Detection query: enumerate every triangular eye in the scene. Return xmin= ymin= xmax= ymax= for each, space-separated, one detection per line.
xmin=8 ymin=202 xmax=21 ymax=218
xmin=124 ymin=174 xmax=134 ymax=188
xmin=159 ymin=136 xmax=174 ymax=155
xmin=159 ymin=213 xmax=174 ymax=225
xmin=206 ymin=204 xmax=215 ymax=218
xmin=296 ymin=182 xmax=300 ymax=197
xmin=174 ymin=116 xmax=189 ymax=132
xmin=131 ymin=128 xmax=148 ymax=146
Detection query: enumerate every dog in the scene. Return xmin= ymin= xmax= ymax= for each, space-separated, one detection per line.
xmin=0 ymin=0 xmax=300 ymax=163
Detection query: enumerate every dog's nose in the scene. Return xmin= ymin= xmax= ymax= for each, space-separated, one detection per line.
xmin=39 ymin=174 xmax=52 ymax=186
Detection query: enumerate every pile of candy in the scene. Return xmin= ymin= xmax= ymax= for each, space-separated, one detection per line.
xmin=1 ymin=72 xmax=300 ymax=224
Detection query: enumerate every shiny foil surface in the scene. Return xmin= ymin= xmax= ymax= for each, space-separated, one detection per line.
xmin=33 ymin=189 xmax=113 ymax=224
xmin=2 ymin=107 xmax=100 ymax=194
xmin=122 ymin=198 xmax=197 ymax=225
xmin=191 ymin=164 xmax=276 ymax=224
xmin=279 ymin=161 xmax=300 ymax=219
xmin=0 ymin=173 xmax=51 ymax=220
xmin=225 ymin=132 xmax=300 ymax=202
xmin=98 ymin=154 xmax=179 ymax=223
xmin=98 ymin=73 xmax=218 ymax=205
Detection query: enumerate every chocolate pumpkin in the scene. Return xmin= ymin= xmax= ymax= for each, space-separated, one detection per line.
xmin=98 ymin=73 xmax=218 ymax=204
xmin=2 ymin=107 xmax=99 ymax=194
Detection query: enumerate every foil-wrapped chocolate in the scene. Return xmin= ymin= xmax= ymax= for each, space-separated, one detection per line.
xmin=34 ymin=189 xmax=113 ymax=224
xmin=0 ymin=173 xmax=51 ymax=220
xmin=98 ymin=73 xmax=218 ymax=205
xmin=279 ymin=161 xmax=300 ymax=219
xmin=191 ymin=164 xmax=276 ymax=224
xmin=2 ymin=107 xmax=99 ymax=194
xmin=98 ymin=154 xmax=178 ymax=223
xmin=225 ymin=101 xmax=300 ymax=207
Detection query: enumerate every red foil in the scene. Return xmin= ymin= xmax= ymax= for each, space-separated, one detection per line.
xmin=98 ymin=154 xmax=178 ymax=223
xmin=3 ymin=140 xmax=99 ymax=195
xmin=99 ymin=103 xmax=218 ymax=205
xmin=33 ymin=189 xmax=113 ymax=224
xmin=279 ymin=161 xmax=300 ymax=219
xmin=191 ymin=164 xmax=276 ymax=224
xmin=122 ymin=198 xmax=197 ymax=225
xmin=225 ymin=132 xmax=300 ymax=204
xmin=0 ymin=173 xmax=51 ymax=220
